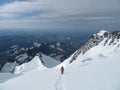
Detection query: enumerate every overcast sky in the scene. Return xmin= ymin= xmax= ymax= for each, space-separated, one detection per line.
xmin=0 ymin=0 xmax=120 ymax=31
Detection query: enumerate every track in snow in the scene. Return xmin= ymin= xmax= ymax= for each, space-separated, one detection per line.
xmin=55 ymin=74 xmax=66 ymax=90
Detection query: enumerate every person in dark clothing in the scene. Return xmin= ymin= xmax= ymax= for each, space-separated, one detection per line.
xmin=60 ymin=66 xmax=64 ymax=74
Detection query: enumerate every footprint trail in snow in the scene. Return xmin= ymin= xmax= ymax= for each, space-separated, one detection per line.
xmin=55 ymin=75 xmax=66 ymax=90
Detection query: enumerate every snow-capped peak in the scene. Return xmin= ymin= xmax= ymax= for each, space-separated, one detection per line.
xmin=68 ymin=30 xmax=120 ymax=63
xmin=96 ymin=30 xmax=108 ymax=36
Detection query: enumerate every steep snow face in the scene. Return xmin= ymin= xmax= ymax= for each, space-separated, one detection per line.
xmin=69 ymin=30 xmax=120 ymax=63
xmin=14 ymin=56 xmax=46 ymax=74
xmin=41 ymin=54 xmax=60 ymax=68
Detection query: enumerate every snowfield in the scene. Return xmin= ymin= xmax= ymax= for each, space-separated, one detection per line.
xmin=0 ymin=51 xmax=120 ymax=90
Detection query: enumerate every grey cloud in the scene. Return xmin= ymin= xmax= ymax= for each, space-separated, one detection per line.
xmin=0 ymin=0 xmax=120 ymax=30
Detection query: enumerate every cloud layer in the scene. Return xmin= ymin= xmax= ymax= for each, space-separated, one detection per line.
xmin=0 ymin=0 xmax=120 ymax=30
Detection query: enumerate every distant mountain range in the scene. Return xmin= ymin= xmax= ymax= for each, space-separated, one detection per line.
xmin=0 ymin=31 xmax=90 ymax=72
xmin=1 ymin=30 xmax=120 ymax=73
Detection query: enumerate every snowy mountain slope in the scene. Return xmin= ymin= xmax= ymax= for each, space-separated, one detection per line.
xmin=0 ymin=73 xmax=18 ymax=83
xmin=14 ymin=56 xmax=46 ymax=74
xmin=14 ymin=53 xmax=60 ymax=74
xmin=66 ymin=30 xmax=120 ymax=63
xmin=41 ymin=54 xmax=61 ymax=68
xmin=0 ymin=68 xmax=60 ymax=90
xmin=1 ymin=53 xmax=60 ymax=73
xmin=0 ymin=51 xmax=120 ymax=90
xmin=63 ymin=52 xmax=120 ymax=90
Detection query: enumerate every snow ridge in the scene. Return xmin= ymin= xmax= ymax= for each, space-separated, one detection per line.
xmin=70 ymin=30 xmax=120 ymax=63
xmin=14 ymin=56 xmax=46 ymax=74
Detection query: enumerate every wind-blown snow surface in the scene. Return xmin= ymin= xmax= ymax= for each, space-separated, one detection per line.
xmin=0 ymin=51 xmax=120 ymax=90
